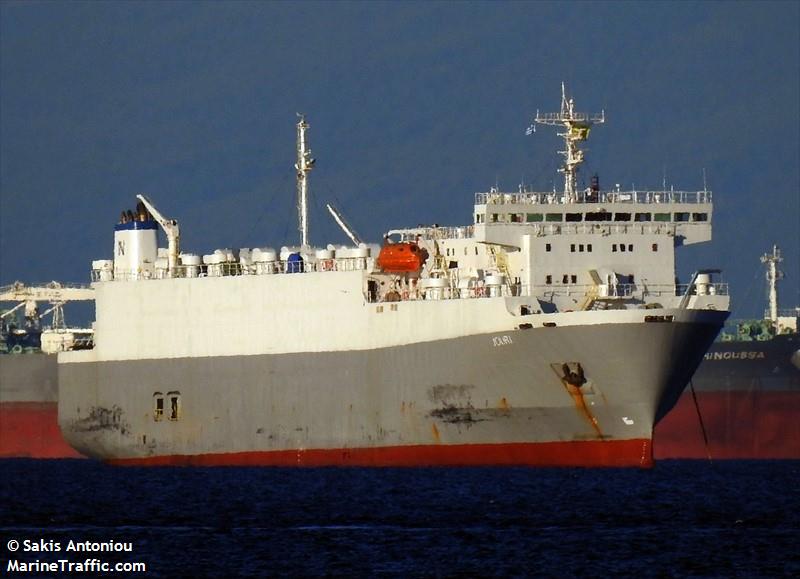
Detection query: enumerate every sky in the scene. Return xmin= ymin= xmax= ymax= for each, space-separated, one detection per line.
xmin=1 ymin=1 xmax=798 ymax=322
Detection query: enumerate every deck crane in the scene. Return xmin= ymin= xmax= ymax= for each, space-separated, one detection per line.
xmin=136 ymin=194 xmax=180 ymax=277
xmin=325 ymin=203 xmax=363 ymax=246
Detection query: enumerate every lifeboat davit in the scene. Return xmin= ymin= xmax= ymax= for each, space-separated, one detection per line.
xmin=377 ymin=242 xmax=428 ymax=273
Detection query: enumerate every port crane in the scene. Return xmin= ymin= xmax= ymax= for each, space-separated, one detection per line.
xmin=0 ymin=281 xmax=94 ymax=329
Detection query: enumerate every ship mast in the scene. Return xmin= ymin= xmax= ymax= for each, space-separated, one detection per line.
xmin=761 ymin=244 xmax=783 ymax=323
xmin=535 ymin=83 xmax=604 ymax=202
xmin=295 ymin=114 xmax=315 ymax=248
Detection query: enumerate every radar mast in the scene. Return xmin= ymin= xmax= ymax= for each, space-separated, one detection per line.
xmin=761 ymin=245 xmax=784 ymax=323
xmin=534 ymin=83 xmax=605 ymax=202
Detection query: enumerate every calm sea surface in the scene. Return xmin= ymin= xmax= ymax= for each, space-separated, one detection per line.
xmin=1 ymin=460 xmax=798 ymax=577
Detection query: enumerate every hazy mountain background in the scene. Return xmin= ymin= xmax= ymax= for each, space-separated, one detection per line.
xmin=2 ymin=1 xmax=798 ymax=322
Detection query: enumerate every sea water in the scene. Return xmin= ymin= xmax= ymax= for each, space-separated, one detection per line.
xmin=1 ymin=460 xmax=798 ymax=577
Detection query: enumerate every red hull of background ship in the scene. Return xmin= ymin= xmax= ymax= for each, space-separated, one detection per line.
xmin=654 ymin=333 xmax=799 ymax=459
xmin=0 ymin=353 xmax=83 ymax=458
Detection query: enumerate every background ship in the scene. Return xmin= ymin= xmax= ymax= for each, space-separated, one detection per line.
xmin=0 ymin=282 xmax=93 ymax=458
xmin=58 ymin=90 xmax=730 ymax=468
xmin=655 ymin=245 xmax=799 ymax=459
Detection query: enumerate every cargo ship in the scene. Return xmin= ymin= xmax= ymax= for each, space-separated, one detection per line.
xmin=654 ymin=246 xmax=799 ymax=459
xmin=1 ymin=282 xmax=93 ymax=458
xmin=59 ymin=87 xmax=730 ymax=467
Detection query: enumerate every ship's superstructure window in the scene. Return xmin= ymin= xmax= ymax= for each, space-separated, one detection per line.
xmin=167 ymin=391 xmax=181 ymax=421
xmin=562 ymin=274 xmax=569 ymax=284
xmin=587 ymin=244 xmax=593 ymax=252
xmin=546 ymin=275 xmax=552 ymax=284
xmin=614 ymin=213 xmax=631 ymax=222
xmin=635 ymin=213 xmax=651 ymax=222
xmin=546 ymin=213 xmax=562 ymax=222
xmin=566 ymin=213 xmax=582 ymax=222
xmin=693 ymin=212 xmax=708 ymax=222
xmin=527 ymin=213 xmax=543 ymax=222
xmin=620 ymin=244 xmax=626 ymax=252
xmin=579 ymin=244 xmax=584 ymax=252
xmin=654 ymin=213 xmax=671 ymax=222
xmin=570 ymin=244 xmax=576 ymax=252
xmin=674 ymin=212 xmax=689 ymax=222
xmin=612 ymin=244 xmax=617 ymax=252
xmin=510 ymin=213 xmax=522 ymax=223
xmin=652 ymin=243 xmax=658 ymax=251
xmin=546 ymin=243 xmax=552 ymax=252
xmin=571 ymin=274 xmax=577 ymax=284
xmin=585 ymin=211 xmax=609 ymax=222
xmin=153 ymin=392 xmax=164 ymax=422
xmin=490 ymin=213 xmax=499 ymax=223
xmin=628 ymin=244 xmax=633 ymax=252
xmin=475 ymin=213 xmax=485 ymax=223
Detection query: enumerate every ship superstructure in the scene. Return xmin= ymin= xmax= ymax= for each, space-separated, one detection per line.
xmin=58 ymin=88 xmax=730 ymax=467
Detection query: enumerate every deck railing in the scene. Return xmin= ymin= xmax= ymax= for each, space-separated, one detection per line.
xmin=475 ymin=189 xmax=712 ymax=206
xmin=95 ymin=257 xmax=374 ymax=282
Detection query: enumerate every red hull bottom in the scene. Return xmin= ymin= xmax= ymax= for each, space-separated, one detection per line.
xmin=0 ymin=402 xmax=84 ymax=459
xmin=109 ymin=438 xmax=653 ymax=468
xmin=654 ymin=391 xmax=800 ymax=459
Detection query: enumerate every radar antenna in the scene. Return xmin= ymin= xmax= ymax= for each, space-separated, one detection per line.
xmin=760 ymin=245 xmax=783 ymax=323
xmin=534 ymin=83 xmax=604 ymax=202
xmin=295 ymin=114 xmax=315 ymax=248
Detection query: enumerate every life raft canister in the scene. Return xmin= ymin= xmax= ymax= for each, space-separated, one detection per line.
xmin=376 ymin=242 xmax=428 ymax=273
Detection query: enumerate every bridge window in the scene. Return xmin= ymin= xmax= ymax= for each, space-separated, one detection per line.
xmin=635 ymin=213 xmax=651 ymax=222
xmin=612 ymin=244 xmax=617 ymax=252
xmin=585 ymin=211 xmax=610 ymax=222
xmin=565 ymin=213 xmax=582 ymax=222
xmin=652 ymin=243 xmax=658 ymax=251
xmin=546 ymin=243 xmax=552 ymax=252
xmin=546 ymin=213 xmax=563 ymax=222
xmin=692 ymin=212 xmax=708 ymax=222
xmin=614 ymin=213 xmax=631 ymax=222
xmin=526 ymin=213 xmax=543 ymax=222
xmin=674 ymin=212 xmax=690 ymax=222
xmin=562 ymin=274 xmax=569 ymax=284
xmin=587 ymin=244 xmax=593 ymax=252
xmin=620 ymin=244 xmax=626 ymax=252
xmin=579 ymin=244 xmax=584 ymax=252
xmin=546 ymin=275 xmax=552 ymax=285
xmin=570 ymin=244 xmax=576 ymax=252
xmin=571 ymin=274 xmax=577 ymax=284
xmin=628 ymin=244 xmax=633 ymax=252
xmin=654 ymin=213 xmax=671 ymax=222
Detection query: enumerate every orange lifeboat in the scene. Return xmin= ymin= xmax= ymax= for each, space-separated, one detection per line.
xmin=377 ymin=242 xmax=428 ymax=273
